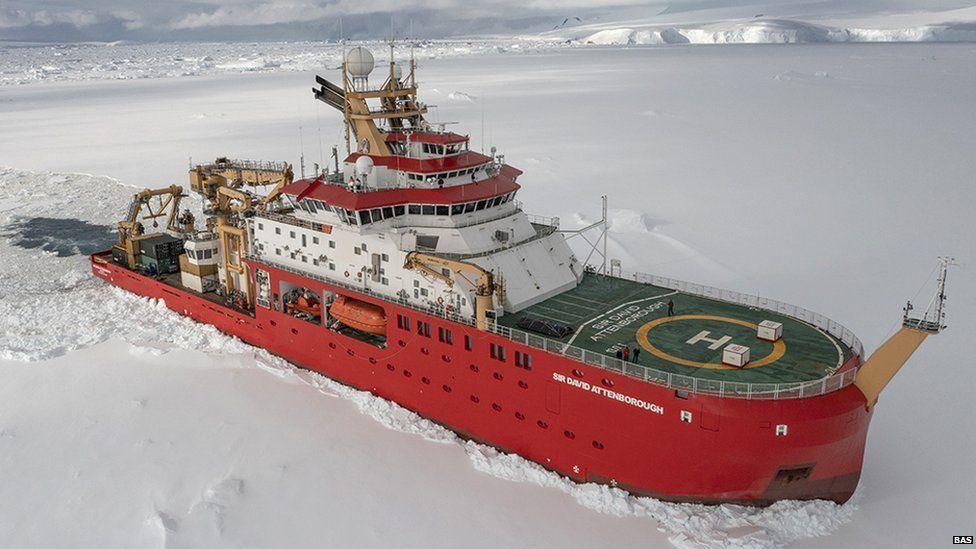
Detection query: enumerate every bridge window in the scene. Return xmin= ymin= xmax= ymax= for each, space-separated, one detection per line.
xmin=421 ymin=205 xmax=435 ymax=215
xmin=393 ymin=205 xmax=405 ymax=216
xmin=464 ymin=335 xmax=472 ymax=351
xmin=436 ymin=205 xmax=449 ymax=216
xmin=408 ymin=204 xmax=421 ymax=214
xmin=515 ymin=351 xmax=532 ymax=370
xmin=417 ymin=321 xmax=431 ymax=338
xmin=438 ymin=327 xmax=453 ymax=344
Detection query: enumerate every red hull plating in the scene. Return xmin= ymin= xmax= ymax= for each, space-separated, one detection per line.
xmin=92 ymin=252 xmax=872 ymax=505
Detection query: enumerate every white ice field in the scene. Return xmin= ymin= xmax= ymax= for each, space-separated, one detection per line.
xmin=1 ymin=42 xmax=974 ymax=548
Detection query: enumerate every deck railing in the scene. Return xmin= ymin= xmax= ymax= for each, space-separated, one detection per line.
xmin=628 ymin=271 xmax=865 ymax=360
xmin=486 ymin=320 xmax=859 ymax=400
xmin=485 ymin=269 xmax=866 ymax=400
xmin=247 ymin=255 xmax=477 ymax=328
xmin=248 ymin=251 xmax=864 ymax=400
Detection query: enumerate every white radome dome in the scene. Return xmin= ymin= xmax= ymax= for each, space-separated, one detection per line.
xmin=355 ymin=155 xmax=374 ymax=176
xmin=345 ymin=47 xmax=375 ymax=77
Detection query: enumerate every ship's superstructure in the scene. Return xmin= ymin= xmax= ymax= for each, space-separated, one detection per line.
xmin=90 ymin=44 xmax=949 ymax=506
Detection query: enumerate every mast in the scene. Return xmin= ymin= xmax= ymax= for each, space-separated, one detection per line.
xmin=855 ymin=256 xmax=954 ymax=409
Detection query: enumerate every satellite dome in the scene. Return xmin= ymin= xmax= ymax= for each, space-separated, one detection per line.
xmin=392 ymin=63 xmax=403 ymax=81
xmin=355 ymin=155 xmax=374 ymax=176
xmin=345 ymin=47 xmax=375 ymax=77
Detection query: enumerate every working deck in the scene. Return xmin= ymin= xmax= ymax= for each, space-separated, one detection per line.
xmin=498 ymin=272 xmax=852 ymax=384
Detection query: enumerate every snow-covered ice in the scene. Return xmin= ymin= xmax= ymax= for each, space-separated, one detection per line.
xmin=540 ymin=3 xmax=976 ymax=46
xmin=1 ymin=41 xmax=974 ymax=548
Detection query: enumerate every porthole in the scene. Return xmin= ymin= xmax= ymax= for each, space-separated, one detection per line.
xmin=386 ymin=364 xmax=395 ymax=372
xmin=403 ymin=370 xmax=412 ymax=378
xmin=368 ymin=357 xmax=377 ymax=364
xmin=270 ymin=320 xmax=277 ymax=326
xmin=398 ymin=340 xmax=406 ymax=347
xmin=517 ymin=380 xmax=528 ymax=389
xmin=442 ymin=384 xmax=452 ymax=393
xmin=442 ymin=354 xmax=451 ymax=363
xmin=564 ymin=430 xmax=576 ymax=440
xmin=421 ymin=347 xmax=430 ymax=355
xmin=470 ymin=395 xmax=480 ymax=403
xmin=291 ymin=328 xmax=299 ymax=335
xmin=601 ymin=378 xmax=615 ymax=387
xmin=571 ymin=369 xmax=584 ymax=378
xmin=493 ymin=372 xmax=503 ymax=381
xmin=328 ymin=342 xmax=336 ymax=349
xmin=592 ymin=441 xmax=605 ymax=450
xmin=491 ymin=403 xmax=502 ymax=412
xmin=346 ymin=349 xmax=354 ymax=356
xmin=537 ymin=420 xmax=549 ymax=429
xmin=421 ymin=376 xmax=431 ymax=385
xmin=515 ymin=412 xmax=525 ymax=420
xmin=469 ymin=364 xmax=479 ymax=373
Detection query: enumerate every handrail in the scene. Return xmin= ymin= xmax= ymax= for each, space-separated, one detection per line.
xmin=248 ymin=247 xmax=864 ymax=400
xmin=485 ymin=320 xmax=858 ymax=400
xmin=627 ymin=270 xmax=865 ymax=360
xmin=247 ymin=255 xmax=476 ymax=328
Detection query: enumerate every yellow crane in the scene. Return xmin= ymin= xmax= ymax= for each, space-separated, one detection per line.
xmin=115 ymin=185 xmax=184 ymax=269
xmin=404 ymin=252 xmax=496 ymax=330
xmin=189 ymin=157 xmax=293 ymax=214
xmin=187 ymin=158 xmax=293 ymax=308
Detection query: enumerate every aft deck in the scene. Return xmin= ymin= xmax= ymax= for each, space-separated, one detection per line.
xmin=497 ymin=272 xmax=853 ymax=385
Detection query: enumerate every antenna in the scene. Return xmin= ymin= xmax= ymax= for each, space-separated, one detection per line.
xmin=298 ymin=125 xmax=306 ymax=179
xmin=602 ymin=195 xmax=608 ymax=276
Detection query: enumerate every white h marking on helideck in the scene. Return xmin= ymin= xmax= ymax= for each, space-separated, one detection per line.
xmin=686 ymin=330 xmax=732 ymax=350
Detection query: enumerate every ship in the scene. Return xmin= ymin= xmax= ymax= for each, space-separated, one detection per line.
xmin=89 ymin=45 xmax=951 ymax=506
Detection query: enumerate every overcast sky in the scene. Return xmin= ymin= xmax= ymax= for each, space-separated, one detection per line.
xmin=0 ymin=0 xmax=670 ymax=42
xmin=0 ymin=0 xmax=966 ymax=43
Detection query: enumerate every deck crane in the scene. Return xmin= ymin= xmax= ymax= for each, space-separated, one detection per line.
xmin=187 ymin=158 xmax=294 ymax=307
xmin=115 ymin=185 xmax=185 ymax=269
xmin=404 ymin=252 xmax=497 ymax=330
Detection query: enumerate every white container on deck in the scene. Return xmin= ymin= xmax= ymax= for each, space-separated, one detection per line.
xmin=723 ymin=344 xmax=751 ymax=368
xmin=757 ymin=320 xmax=783 ymax=342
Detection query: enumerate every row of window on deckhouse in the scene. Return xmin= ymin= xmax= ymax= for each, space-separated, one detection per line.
xmin=386 ymin=141 xmax=468 ymax=157
xmin=290 ymin=191 xmax=517 ymax=226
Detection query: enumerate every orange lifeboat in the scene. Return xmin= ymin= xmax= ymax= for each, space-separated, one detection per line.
xmin=329 ymin=295 xmax=386 ymax=335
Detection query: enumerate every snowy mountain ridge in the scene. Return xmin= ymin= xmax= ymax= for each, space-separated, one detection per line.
xmin=540 ymin=4 xmax=976 ymax=45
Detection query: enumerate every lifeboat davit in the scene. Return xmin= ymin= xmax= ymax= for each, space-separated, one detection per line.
xmin=329 ymin=295 xmax=386 ymax=335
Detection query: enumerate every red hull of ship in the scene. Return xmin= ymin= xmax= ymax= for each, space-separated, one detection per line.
xmin=91 ymin=252 xmax=871 ymax=505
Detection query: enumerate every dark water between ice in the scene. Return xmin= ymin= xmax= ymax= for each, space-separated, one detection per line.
xmin=3 ymin=217 xmax=114 ymax=257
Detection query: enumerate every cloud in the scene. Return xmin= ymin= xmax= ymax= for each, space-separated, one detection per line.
xmin=169 ymin=0 xmax=461 ymax=30
xmin=0 ymin=7 xmax=101 ymax=28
